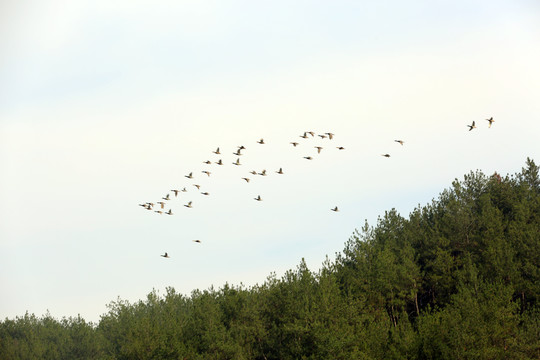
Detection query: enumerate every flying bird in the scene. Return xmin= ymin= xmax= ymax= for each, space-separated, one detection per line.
xmin=233 ymin=149 xmax=243 ymax=156
xmin=382 ymin=154 xmax=391 ymax=158
xmin=250 ymin=170 xmax=257 ymax=175
xmin=166 ymin=209 xmax=173 ymax=215
xmin=215 ymin=159 xmax=223 ymax=165
xmin=181 ymin=187 xmax=187 ymax=192
xmin=201 ymin=192 xmax=210 ymax=196
xmin=395 ymin=140 xmax=404 ymax=145
xmin=325 ymin=132 xmax=334 ymax=140
xmin=202 ymin=170 xmax=211 ymax=177
xmin=336 ymin=146 xmax=345 ymax=150
xmin=318 ymin=134 xmax=327 ymax=139
xmin=171 ymin=190 xmax=180 ymax=197
xmin=193 ymin=184 xmax=201 ymax=190
xmin=307 ymin=131 xmax=315 ymax=137
xmin=290 ymin=142 xmax=299 ymax=147
xmin=300 ymin=132 xmax=309 ymax=139
xmin=238 ymin=145 xmax=246 ymax=150
xmin=242 ymin=177 xmax=250 ymax=183
xmin=331 ymin=206 xmax=339 ymax=212
xmin=213 ymin=147 xmax=220 ymax=155
xmin=161 ymin=252 xmax=170 ymax=258
xmin=233 ymin=158 xmax=241 ymax=166
xmin=258 ymin=169 xmax=267 ymax=176
xmin=162 ymin=194 xmax=170 ymax=201
xmin=304 ymin=156 xmax=313 ymax=160
xmin=185 ymin=172 xmax=193 ymax=179
xmin=157 ymin=201 xmax=165 ymax=209
xmin=154 ymin=210 xmax=163 ymax=215
xmin=467 ymin=121 xmax=476 ymax=131
xmin=257 ymin=138 xmax=265 ymax=144
xmin=203 ymin=160 xmax=211 ymax=164
xmin=276 ymin=168 xmax=284 ymax=174
xmin=192 ymin=240 xmax=201 ymax=243
xmin=184 ymin=201 xmax=193 ymax=208
xmin=315 ymin=146 xmax=323 ymax=154
xmin=254 ymin=195 xmax=262 ymax=201
xmin=486 ymin=117 xmax=494 ymax=128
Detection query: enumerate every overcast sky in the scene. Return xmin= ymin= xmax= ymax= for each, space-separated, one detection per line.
xmin=1 ymin=0 xmax=539 ymax=323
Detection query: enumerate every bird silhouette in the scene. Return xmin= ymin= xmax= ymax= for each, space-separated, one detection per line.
xmin=192 ymin=240 xmax=201 ymax=243
xmin=203 ymin=160 xmax=211 ymax=164
xmin=318 ymin=134 xmax=327 ymax=139
xmin=181 ymin=187 xmax=187 ymax=192
xmin=325 ymin=132 xmax=334 ymax=140
xmin=233 ymin=158 xmax=241 ymax=166
xmin=242 ymin=177 xmax=250 ymax=183
xmin=307 ymin=131 xmax=315 ymax=137
xmin=193 ymin=184 xmax=201 ymax=190
xmin=201 ymin=192 xmax=210 ymax=196
xmin=213 ymin=147 xmax=220 ymax=155
xmin=157 ymin=201 xmax=165 ymax=209
xmin=250 ymin=170 xmax=257 ymax=175
xmin=336 ymin=146 xmax=345 ymax=150
xmin=258 ymin=169 xmax=267 ymax=176
xmin=331 ymin=206 xmax=339 ymax=212
xmin=395 ymin=140 xmax=404 ymax=145
xmin=290 ymin=142 xmax=299 ymax=147
xmin=382 ymin=154 xmax=391 ymax=158
xmin=233 ymin=149 xmax=242 ymax=156
xmin=216 ymin=159 xmax=223 ymax=165
xmin=486 ymin=117 xmax=494 ymax=128
xmin=185 ymin=172 xmax=193 ymax=179
xmin=467 ymin=121 xmax=476 ymax=131
xmin=154 ymin=210 xmax=163 ymax=215
xmin=184 ymin=201 xmax=193 ymax=208
xmin=166 ymin=209 xmax=173 ymax=215
xmin=315 ymin=146 xmax=323 ymax=154
xmin=171 ymin=190 xmax=179 ymax=197
xmin=202 ymin=170 xmax=211 ymax=177
xmin=161 ymin=252 xmax=170 ymax=258
xmin=162 ymin=194 xmax=170 ymax=201
xmin=254 ymin=195 xmax=262 ymax=201
xmin=257 ymin=138 xmax=265 ymax=144
xmin=300 ymin=132 xmax=309 ymax=139
xmin=304 ymin=156 xmax=313 ymax=160
xmin=276 ymin=168 xmax=284 ymax=174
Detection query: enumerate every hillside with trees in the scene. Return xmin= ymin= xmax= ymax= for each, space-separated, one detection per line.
xmin=1 ymin=158 xmax=539 ymax=359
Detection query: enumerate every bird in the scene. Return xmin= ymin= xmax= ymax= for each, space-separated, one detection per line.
xmin=254 ymin=195 xmax=262 ymax=201
xmin=467 ymin=121 xmax=476 ymax=131
xmin=157 ymin=201 xmax=165 ymax=209
xmin=161 ymin=252 xmax=170 ymax=258
xmin=203 ymin=160 xmax=211 ymax=164
xmin=258 ymin=169 xmax=267 ymax=176
xmin=233 ymin=158 xmax=241 ymax=166
xmin=336 ymin=146 xmax=345 ymax=150
xmin=233 ymin=149 xmax=242 ymax=156
xmin=318 ymin=134 xmax=327 ymax=139
xmin=185 ymin=172 xmax=193 ymax=179
xmin=331 ymin=206 xmax=339 ymax=212
xmin=395 ymin=140 xmax=404 ymax=145
xmin=215 ymin=159 xmax=223 ymax=165
xmin=325 ymin=132 xmax=334 ymax=140
xmin=154 ymin=210 xmax=163 ymax=215
xmin=166 ymin=209 xmax=173 ymax=215
xmin=315 ymin=146 xmax=323 ymax=154
xmin=276 ymin=168 xmax=284 ymax=174
xmin=146 ymin=202 xmax=154 ymax=208
xmin=304 ymin=156 xmax=313 ymax=160
xmin=162 ymin=194 xmax=170 ymax=201
xmin=257 ymin=138 xmax=265 ymax=144
xmin=181 ymin=187 xmax=187 ymax=192
xmin=171 ymin=189 xmax=180 ymax=197
xmin=193 ymin=184 xmax=201 ymax=190
xmin=201 ymin=192 xmax=210 ymax=196
xmin=138 ymin=203 xmax=147 ymax=208
xmin=250 ymin=170 xmax=257 ymax=175
xmin=300 ymin=132 xmax=309 ymax=139
xmin=184 ymin=201 xmax=193 ymax=208
xmin=290 ymin=142 xmax=299 ymax=147
xmin=238 ymin=145 xmax=246 ymax=150
xmin=213 ymin=147 xmax=220 ymax=155
xmin=202 ymin=170 xmax=211 ymax=177
xmin=382 ymin=154 xmax=391 ymax=158
xmin=307 ymin=131 xmax=315 ymax=137
xmin=486 ymin=117 xmax=494 ymax=128
xmin=242 ymin=177 xmax=250 ymax=183
xmin=192 ymin=240 xmax=201 ymax=243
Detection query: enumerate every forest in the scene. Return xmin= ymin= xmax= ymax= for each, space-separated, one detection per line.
xmin=1 ymin=158 xmax=539 ymax=359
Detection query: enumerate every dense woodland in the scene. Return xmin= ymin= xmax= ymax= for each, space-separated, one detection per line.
xmin=1 ymin=158 xmax=539 ymax=359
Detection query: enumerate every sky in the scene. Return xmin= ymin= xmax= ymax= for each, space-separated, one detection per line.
xmin=1 ymin=0 xmax=539 ymax=323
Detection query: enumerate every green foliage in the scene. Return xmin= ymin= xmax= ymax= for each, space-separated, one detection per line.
xmin=1 ymin=158 xmax=539 ymax=359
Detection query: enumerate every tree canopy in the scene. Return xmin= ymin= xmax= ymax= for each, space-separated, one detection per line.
xmin=2 ymin=158 xmax=539 ymax=359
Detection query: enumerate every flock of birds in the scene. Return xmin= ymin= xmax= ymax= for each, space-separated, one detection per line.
xmin=141 ymin=118 xmax=495 ymax=258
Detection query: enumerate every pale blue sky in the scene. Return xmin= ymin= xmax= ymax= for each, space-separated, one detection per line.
xmin=1 ymin=0 xmax=540 ymax=322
